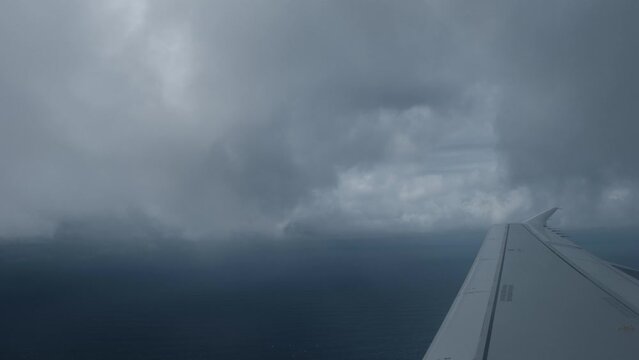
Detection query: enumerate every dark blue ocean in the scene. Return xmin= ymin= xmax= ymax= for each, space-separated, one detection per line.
xmin=0 ymin=229 xmax=637 ymax=359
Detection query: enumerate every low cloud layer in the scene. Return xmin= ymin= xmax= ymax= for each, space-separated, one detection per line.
xmin=0 ymin=1 xmax=637 ymax=238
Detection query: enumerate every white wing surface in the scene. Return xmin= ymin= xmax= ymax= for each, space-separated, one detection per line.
xmin=424 ymin=208 xmax=639 ymax=360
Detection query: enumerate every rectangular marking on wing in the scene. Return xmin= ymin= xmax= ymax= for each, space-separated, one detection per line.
xmin=499 ymin=284 xmax=514 ymax=302
xmin=499 ymin=284 xmax=507 ymax=301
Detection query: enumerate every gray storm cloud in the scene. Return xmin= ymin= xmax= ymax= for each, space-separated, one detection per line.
xmin=0 ymin=1 xmax=636 ymax=238
xmin=491 ymin=1 xmax=639 ymax=226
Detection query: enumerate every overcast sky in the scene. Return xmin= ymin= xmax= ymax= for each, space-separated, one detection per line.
xmin=0 ymin=0 xmax=638 ymax=238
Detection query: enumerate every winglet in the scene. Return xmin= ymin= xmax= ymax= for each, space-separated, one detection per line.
xmin=524 ymin=207 xmax=559 ymax=227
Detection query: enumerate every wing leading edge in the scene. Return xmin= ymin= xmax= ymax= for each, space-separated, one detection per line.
xmin=423 ymin=209 xmax=639 ymax=360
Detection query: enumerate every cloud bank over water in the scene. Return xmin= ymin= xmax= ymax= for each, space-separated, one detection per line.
xmin=0 ymin=1 xmax=637 ymax=237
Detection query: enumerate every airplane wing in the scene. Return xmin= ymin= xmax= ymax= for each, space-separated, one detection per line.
xmin=423 ymin=208 xmax=639 ymax=360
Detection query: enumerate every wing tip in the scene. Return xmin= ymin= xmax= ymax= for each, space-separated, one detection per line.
xmin=524 ymin=207 xmax=559 ymax=227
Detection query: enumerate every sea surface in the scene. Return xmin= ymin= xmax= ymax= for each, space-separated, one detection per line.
xmin=0 ymin=229 xmax=637 ymax=359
